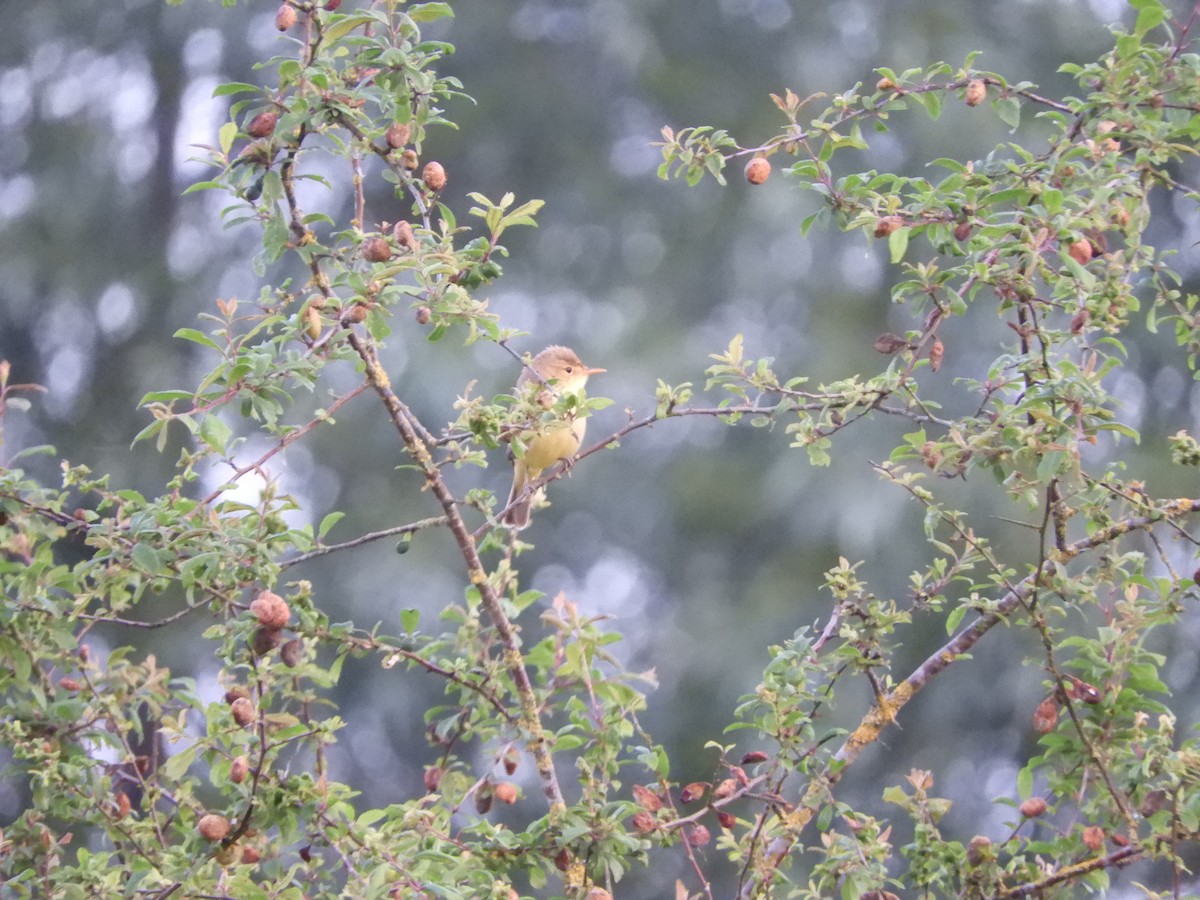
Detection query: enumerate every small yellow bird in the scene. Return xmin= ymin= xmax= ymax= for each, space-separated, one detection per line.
xmin=503 ymin=345 xmax=605 ymax=529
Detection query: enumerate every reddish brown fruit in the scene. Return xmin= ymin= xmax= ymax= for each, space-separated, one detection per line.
xmin=965 ymin=79 xmax=987 ymax=107
xmin=362 ymin=237 xmax=392 ymax=263
xmin=712 ymin=778 xmax=738 ymax=800
xmin=1082 ymin=824 xmax=1105 ymax=851
xmin=385 ymin=122 xmax=411 ymax=149
xmin=251 ymin=626 xmax=282 ymax=656
xmin=741 ymin=750 xmax=768 ymax=765
xmin=114 ymin=790 xmax=132 ymax=819
xmin=929 ymin=338 xmax=944 ymax=373
xmin=393 ymin=220 xmax=415 ymax=250
xmin=246 ymin=112 xmax=278 ymax=139
xmin=954 ymin=220 xmax=972 ymax=242
xmin=1070 ymin=308 xmax=1090 ymax=334
xmin=494 ymin=782 xmax=518 ymax=805
xmin=685 ymin=824 xmax=711 ymax=847
xmin=630 ymin=811 xmax=657 ymax=833
xmin=274 ymin=3 xmax=297 ymax=31
xmin=502 ymin=747 xmax=519 ymax=775
xmin=1032 ymin=696 xmax=1058 ymax=733
xmin=198 ymin=814 xmax=231 ymax=842
xmin=241 ymin=846 xmax=262 ymax=864
xmin=415 ymin=306 xmax=432 ymax=325
xmin=423 ymin=766 xmax=443 ymax=793
xmin=304 ymin=305 xmax=322 ymax=340
xmin=632 ymin=784 xmax=663 ymax=812
xmin=230 ymin=756 xmax=249 ymax=784
xmin=474 ymin=783 xmax=494 ymax=814
xmin=679 ymin=782 xmax=709 ymax=804
xmin=250 ymin=590 xmax=290 ymax=629
xmin=1068 ymin=239 xmax=1093 ymax=265
xmin=554 ymin=848 xmax=571 ymax=871
xmin=280 ymin=639 xmax=302 ymax=667
xmin=967 ymin=835 xmax=991 ymax=865
xmin=325 ymin=0 xmax=342 ymax=10
xmin=401 ymin=149 xmax=419 ymax=170
xmin=230 ymin=697 xmax=256 ymax=728
xmin=59 ymin=678 xmax=82 ymax=693
xmin=224 ymin=687 xmax=249 ymax=704
xmin=343 ymin=304 xmax=369 ymax=324
xmin=873 ymin=215 xmax=903 ymax=238
xmin=1019 ymin=797 xmax=1048 ymax=818
xmin=744 ymin=157 xmax=771 ymax=185
xmin=716 ymin=810 xmax=736 ymax=829
xmin=876 ymin=77 xmax=898 ymax=91
xmin=422 ymin=161 xmax=447 ymax=192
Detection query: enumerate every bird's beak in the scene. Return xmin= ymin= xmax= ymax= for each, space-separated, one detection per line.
xmin=585 ymin=366 xmax=607 ymax=375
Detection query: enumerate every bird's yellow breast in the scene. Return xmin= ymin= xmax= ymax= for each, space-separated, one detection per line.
xmin=521 ymin=418 xmax=586 ymax=472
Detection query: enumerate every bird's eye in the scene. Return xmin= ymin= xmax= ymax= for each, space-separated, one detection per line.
xmin=564 ymin=366 xmax=573 ymax=373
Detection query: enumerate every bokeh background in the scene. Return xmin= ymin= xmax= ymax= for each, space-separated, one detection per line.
xmin=4 ymin=0 xmax=1200 ymax=895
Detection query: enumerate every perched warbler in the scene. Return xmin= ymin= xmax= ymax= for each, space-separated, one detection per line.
xmin=503 ymin=346 xmax=605 ymax=529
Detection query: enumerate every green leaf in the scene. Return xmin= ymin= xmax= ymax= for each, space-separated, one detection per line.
xmin=888 ymin=226 xmax=909 ymax=264
xmin=993 ymin=97 xmax=1021 ymax=130
xmin=318 ymin=511 xmax=345 ymax=540
xmin=199 ymin=415 xmax=233 ymax=454
xmin=945 ymin=604 xmax=968 ymax=635
xmin=173 ymin=328 xmax=221 ymax=352
xmin=218 ymin=121 xmax=238 ymax=157
xmin=408 ymin=2 xmax=454 ymax=23
xmin=132 ymin=543 xmax=169 ymax=576
xmin=401 ymin=608 xmax=420 ymax=633
xmin=1017 ymin=763 xmax=1033 ymax=799
xmin=212 ymin=82 xmax=262 ymax=98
